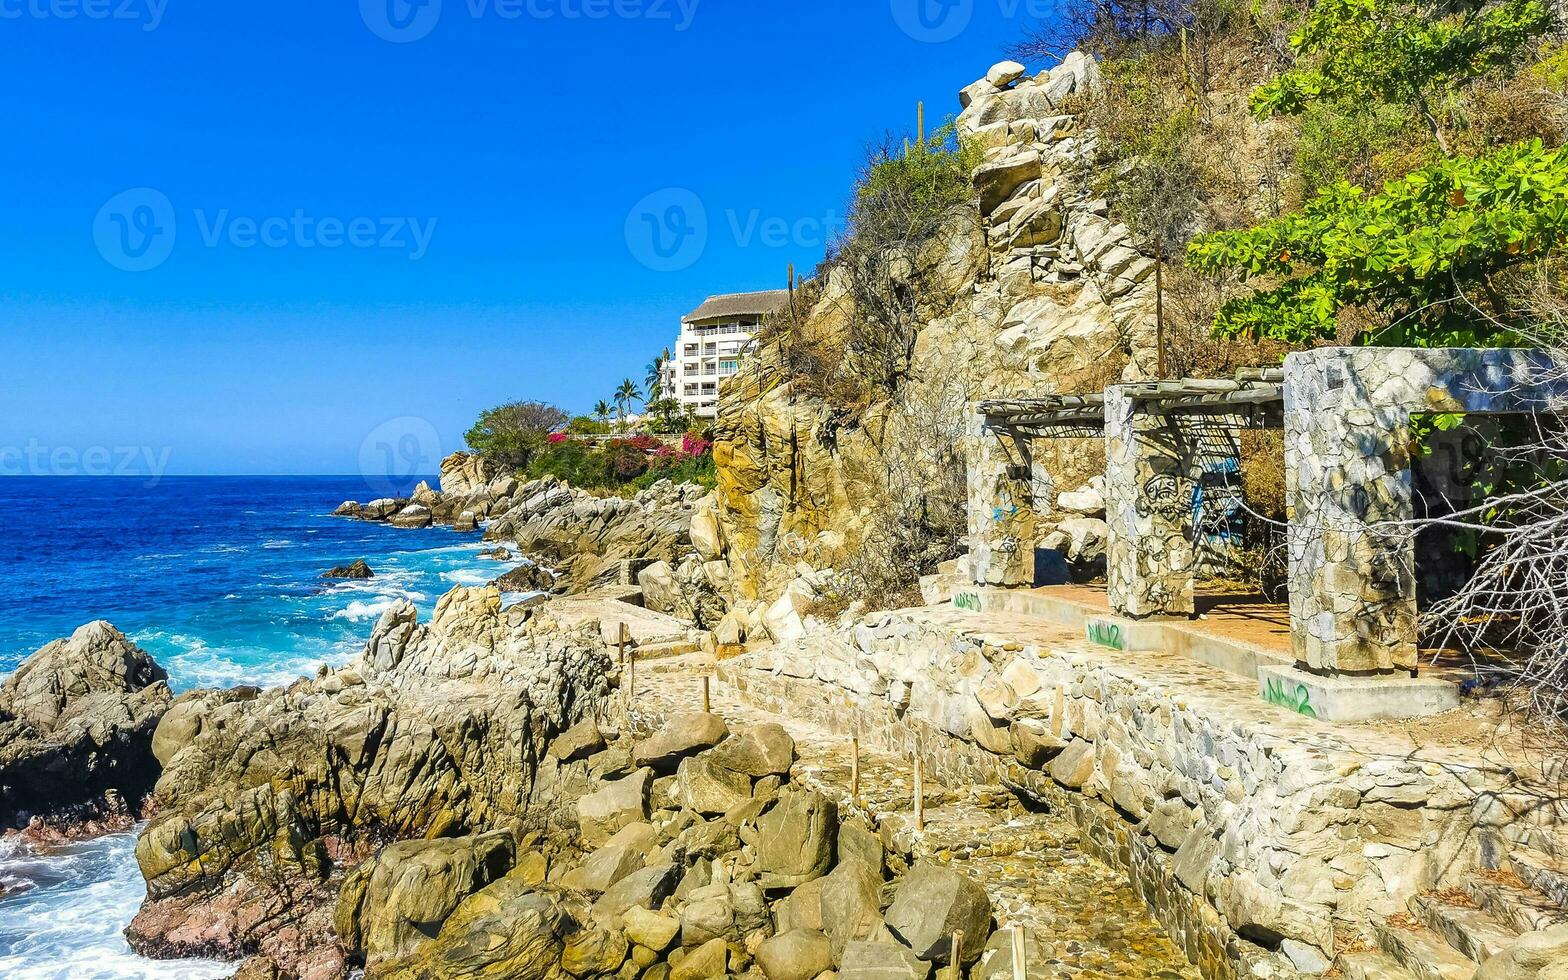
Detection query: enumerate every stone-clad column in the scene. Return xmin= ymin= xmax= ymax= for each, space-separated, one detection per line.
xmin=1284 ymin=347 xmax=1566 ymax=675
xmin=1284 ymin=356 xmax=1418 ymax=674
xmin=1105 ymin=386 xmax=1196 ymax=618
xmin=967 ymin=409 xmax=1040 ymax=587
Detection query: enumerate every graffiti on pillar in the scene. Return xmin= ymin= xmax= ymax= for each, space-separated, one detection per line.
xmin=1085 ymin=619 xmax=1126 ymax=651
xmin=997 ymin=535 xmax=1021 ymax=554
xmin=953 ymin=592 xmax=983 ymax=613
xmin=1262 ymin=677 xmax=1319 ymax=718
xmin=1136 ymin=475 xmax=1194 ymax=522
xmin=992 ymin=504 xmax=1019 ymax=524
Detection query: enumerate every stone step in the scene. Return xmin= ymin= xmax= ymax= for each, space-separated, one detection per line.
xmin=1338 ymin=949 xmax=1421 ymax=980
xmin=1512 ymin=847 xmax=1568 ymax=911
xmin=1372 ymin=920 xmax=1479 ymax=980
xmin=1410 ymin=894 xmax=1519 ymax=963
xmin=1464 ymin=876 xmax=1568 ymax=936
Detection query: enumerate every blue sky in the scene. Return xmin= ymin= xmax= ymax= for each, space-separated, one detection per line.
xmin=0 ymin=0 xmax=1054 ymax=476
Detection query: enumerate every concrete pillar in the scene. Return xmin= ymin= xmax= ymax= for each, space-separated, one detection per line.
xmin=966 ymin=410 xmax=1040 ymax=587
xmin=1104 ymin=386 xmax=1196 ymax=618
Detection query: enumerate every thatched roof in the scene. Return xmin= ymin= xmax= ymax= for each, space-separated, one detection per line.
xmin=683 ymin=290 xmax=789 ymax=324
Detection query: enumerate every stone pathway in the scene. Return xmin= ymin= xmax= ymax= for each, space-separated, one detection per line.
xmin=628 ymin=654 xmax=1201 ymax=979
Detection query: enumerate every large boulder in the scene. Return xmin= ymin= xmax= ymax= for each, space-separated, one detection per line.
xmin=757 ymin=928 xmax=834 ymax=980
xmin=883 ymin=863 xmax=993 ymax=964
xmin=336 ymin=831 xmax=516 ymax=966
xmin=756 ymin=789 xmax=838 ymax=888
xmin=839 ymin=940 xmax=932 ymax=980
xmin=1475 ymin=925 xmax=1568 ymax=980
xmin=577 ymin=768 xmax=653 ymax=846
xmin=0 ymin=621 xmax=173 ymax=827
xmin=322 ymin=559 xmax=375 ymax=580
xmin=369 ymin=877 xmax=571 ymax=980
xmin=632 ymin=712 xmax=729 ymax=773
xmin=675 ymin=755 xmax=753 ymax=815
xmin=706 ymin=723 xmax=795 ymax=778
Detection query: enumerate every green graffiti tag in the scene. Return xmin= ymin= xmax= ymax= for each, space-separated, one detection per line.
xmin=953 ymin=592 xmax=983 ymax=613
xmin=1262 ymin=677 xmax=1319 ymax=719
xmin=1085 ymin=620 xmax=1125 ymax=651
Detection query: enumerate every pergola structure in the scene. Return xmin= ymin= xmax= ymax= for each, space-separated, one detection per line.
xmin=967 ymin=347 xmax=1568 ymax=720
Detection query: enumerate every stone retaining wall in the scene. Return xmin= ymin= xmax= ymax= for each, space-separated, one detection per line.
xmin=718 ymin=611 xmax=1547 ymax=978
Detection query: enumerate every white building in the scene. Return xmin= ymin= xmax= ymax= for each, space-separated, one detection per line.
xmin=665 ymin=290 xmax=788 ymax=420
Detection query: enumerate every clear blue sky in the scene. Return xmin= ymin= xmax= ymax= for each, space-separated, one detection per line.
xmin=0 ymin=0 xmax=1052 ymax=476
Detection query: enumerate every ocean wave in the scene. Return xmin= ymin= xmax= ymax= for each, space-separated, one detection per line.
xmin=260 ymin=540 xmax=293 ymax=550
xmin=440 ymin=569 xmax=494 ymax=588
xmin=329 ymin=598 xmax=403 ymax=623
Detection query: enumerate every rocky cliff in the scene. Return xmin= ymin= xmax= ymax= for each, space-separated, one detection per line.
xmin=0 ymin=621 xmax=172 ymax=830
xmin=128 ymin=587 xmax=613 ymax=978
xmin=712 ymin=55 xmax=1160 ymax=611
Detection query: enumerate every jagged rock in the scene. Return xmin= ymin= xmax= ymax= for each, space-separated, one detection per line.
xmin=561 ymin=836 xmax=647 ymax=895
xmin=706 ymin=722 xmax=795 ymax=777
xmin=883 ymin=863 xmax=992 ymax=964
xmin=837 ymin=819 xmax=885 ymax=877
xmin=756 ymin=789 xmax=837 ymax=888
xmin=333 ymin=501 xmax=362 ymax=517
xmin=1050 ymin=739 xmax=1096 ymax=789
xmin=0 ymin=621 xmax=173 ymax=827
xmin=839 ymin=940 xmax=932 ymax=980
xmin=820 ymin=857 xmax=884 ymax=958
xmin=578 ymin=768 xmax=653 ymax=845
xmin=676 ymin=755 xmax=752 ymax=815
xmin=986 ymin=60 xmax=1027 ymax=87
xmin=323 ymin=559 xmax=374 ymax=580
xmin=671 ymin=937 xmax=729 ymax=980
xmin=680 ymin=882 xmax=736 ymax=946
xmin=638 ymin=561 xmax=686 ymax=617
xmin=389 ymin=504 xmax=434 ymax=529
xmin=1475 ymin=925 xmax=1568 ymax=980
xmin=368 ymin=878 xmax=569 ymax=979
xmin=757 ymin=928 xmax=834 ymax=980
xmin=623 ymin=906 xmax=681 ymax=952
xmin=561 ymin=921 xmax=629 ymax=976
xmin=128 ymin=587 xmax=612 ymax=976
xmin=592 ymin=862 xmax=680 ymax=927
xmin=493 ymin=562 xmax=556 ymax=595
xmin=336 ymin=831 xmax=515 ymax=967
xmin=549 ymin=718 xmax=606 ymax=762
xmin=975 ymin=150 xmax=1041 ymax=214
xmin=1056 ymin=485 xmax=1106 ymax=516
xmin=690 ymin=493 xmax=724 ymax=561
xmin=632 ymin=712 xmax=729 ymax=773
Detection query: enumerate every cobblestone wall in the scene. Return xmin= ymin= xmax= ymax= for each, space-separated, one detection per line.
xmin=967 ymin=411 xmax=1046 ymax=587
xmin=724 ymin=611 xmax=1546 ymax=976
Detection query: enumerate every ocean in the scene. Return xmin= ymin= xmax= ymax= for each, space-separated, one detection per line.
xmin=0 ymin=475 xmax=523 ymax=978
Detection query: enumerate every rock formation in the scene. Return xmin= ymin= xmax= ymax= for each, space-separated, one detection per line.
xmin=322 ymin=559 xmax=374 ymax=580
xmin=126 ymin=586 xmax=613 ymax=978
xmin=712 ymin=55 xmax=1157 ymax=609
xmin=0 ymin=621 xmax=172 ymax=829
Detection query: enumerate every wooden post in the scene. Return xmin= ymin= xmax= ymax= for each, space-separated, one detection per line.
xmin=950 ymin=930 xmax=963 ymax=973
xmin=619 ymin=623 xmax=632 ymax=708
xmin=1011 ymin=925 xmax=1027 ymax=980
xmin=702 ymin=675 xmax=711 ymax=713
xmin=850 ymin=737 xmax=861 ymax=800
xmin=913 ymin=753 xmax=925 ymax=832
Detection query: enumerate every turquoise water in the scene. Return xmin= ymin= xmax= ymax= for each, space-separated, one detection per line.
xmin=0 ymin=476 xmax=525 ymax=977
xmin=0 ymin=476 xmax=522 ymax=688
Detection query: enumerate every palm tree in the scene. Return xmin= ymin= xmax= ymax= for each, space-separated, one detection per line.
xmin=615 ymin=379 xmax=640 ymax=432
xmin=593 ymin=400 xmax=612 ymax=428
xmin=645 ymin=355 xmax=666 ymax=404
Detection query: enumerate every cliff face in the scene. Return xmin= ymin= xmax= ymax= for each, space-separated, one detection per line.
xmin=713 ymin=54 xmax=1161 ymax=610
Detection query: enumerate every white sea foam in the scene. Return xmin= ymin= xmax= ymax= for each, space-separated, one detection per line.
xmin=260 ymin=540 xmax=292 ymax=550
xmin=330 ymin=598 xmax=403 ymax=623
xmin=0 ymin=830 xmax=235 ymax=979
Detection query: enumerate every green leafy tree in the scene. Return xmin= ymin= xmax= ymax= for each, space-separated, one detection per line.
xmin=1252 ymin=0 xmax=1553 ymax=154
xmin=1189 ymin=139 xmax=1568 ymax=345
xmin=593 ymin=400 xmax=613 ymax=425
xmin=464 ymin=400 xmax=570 ymax=470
